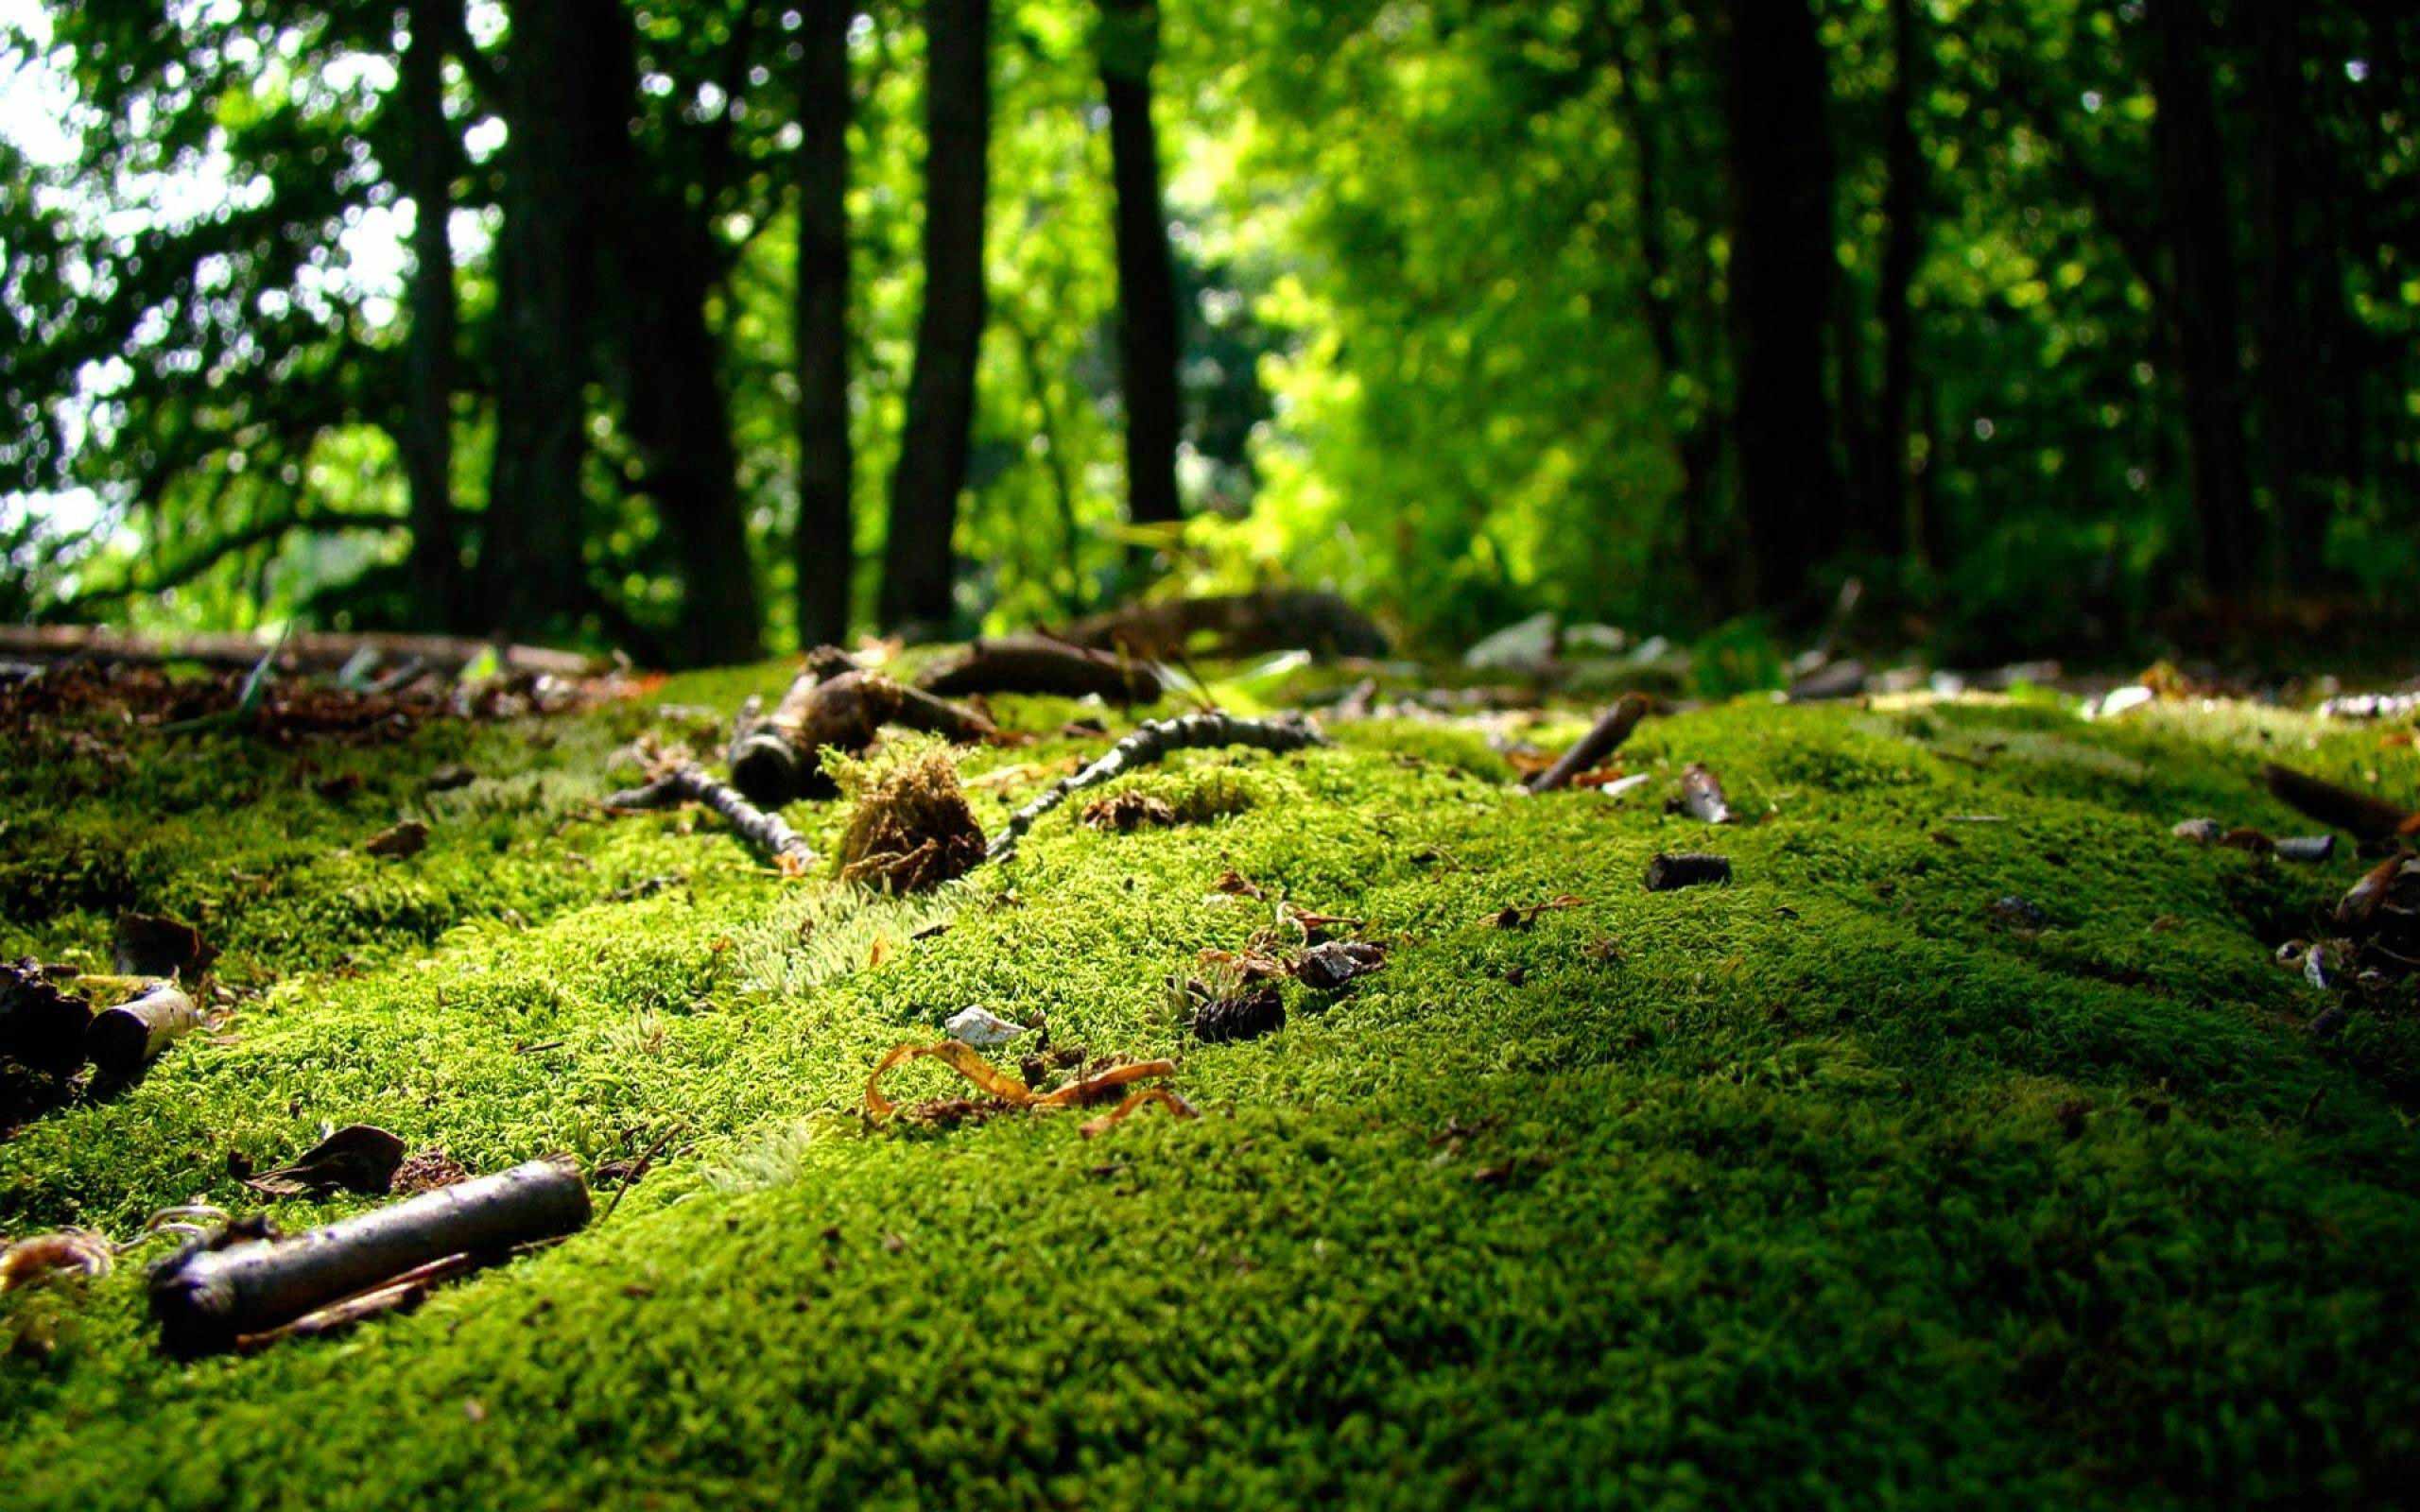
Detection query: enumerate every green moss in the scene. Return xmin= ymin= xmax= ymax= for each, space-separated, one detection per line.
xmin=3 ymin=668 xmax=2417 ymax=1506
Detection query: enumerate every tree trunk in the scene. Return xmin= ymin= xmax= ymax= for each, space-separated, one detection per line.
xmin=1720 ymin=0 xmax=1841 ymax=621
xmin=399 ymin=0 xmax=463 ymax=630
xmin=2248 ymin=7 xmax=2324 ymax=585
xmin=483 ymin=0 xmax=605 ymax=638
xmin=2148 ymin=0 xmax=2257 ymax=595
xmin=1876 ymin=0 xmax=1925 ymax=567
xmin=1099 ymin=0 xmax=1183 ymax=535
xmin=794 ymin=0 xmax=856 ymax=650
xmin=879 ymin=0 xmax=993 ymax=633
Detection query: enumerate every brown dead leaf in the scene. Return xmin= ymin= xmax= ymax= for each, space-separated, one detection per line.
xmin=242 ymin=1124 xmax=407 ymax=1198
xmin=1079 ymin=1088 xmax=1199 ymax=1139
xmin=364 ymin=819 xmax=429 ymax=859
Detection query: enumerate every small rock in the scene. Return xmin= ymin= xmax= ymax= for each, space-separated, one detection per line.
xmin=365 ymin=819 xmax=429 ymax=859
xmin=2171 ymin=817 xmax=2222 ymax=844
xmin=1987 ymin=895 xmax=2048 ymax=931
xmin=943 ymin=1005 xmax=1031 ymax=1048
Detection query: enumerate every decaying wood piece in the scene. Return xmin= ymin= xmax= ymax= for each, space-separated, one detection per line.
xmin=607 ymin=761 xmax=816 ymax=873
xmin=1059 ymin=589 xmax=1389 ymax=660
xmin=2271 ymin=834 xmax=2337 ymax=864
xmin=726 ymin=668 xmax=996 ymax=806
xmin=0 ymin=625 xmax=601 ymax=679
xmin=1 ymin=959 xmax=95 ymax=1073
xmin=86 ymin=980 xmax=201 ymax=1076
xmin=149 ymin=1155 xmax=591 ymax=1357
xmin=987 ymin=713 xmax=1328 ymax=863
xmin=1644 ymin=852 xmax=1732 ymax=891
xmin=1524 ymin=695 xmax=1650 ymax=794
xmin=2262 ymin=763 xmax=2414 ymax=843
xmin=1676 ymin=763 xmax=1734 ymax=824
xmin=918 ymin=635 xmax=1163 ymax=704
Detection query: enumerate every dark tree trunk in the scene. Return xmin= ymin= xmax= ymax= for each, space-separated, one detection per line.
xmin=794 ymin=0 xmax=856 ymax=649
xmin=584 ymin=0 xmax=764 ymax=666
xmin=1720 ymin=0 xmax=1841 ymax=621
xmin=879 ymin=0 xmax=993 ymax=633
xmin=1876 ymin=0 xmax=1925 ymax=567
xmin=2148 ymin=0 xmax=2257 ymax=595
xmin=483 ymin=0 xmax=606 ymax=638
xmin=2248 ymin=7 xmax=2324 ymax=584
xmin=1098 ymin=0 xmax=1183 ymax=535
xmin=399 ymin=0 xmax=463 ymax=629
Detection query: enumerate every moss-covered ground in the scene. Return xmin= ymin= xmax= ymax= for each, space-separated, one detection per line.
xmin=3 ymin=661 xmax=2417 ymax=1508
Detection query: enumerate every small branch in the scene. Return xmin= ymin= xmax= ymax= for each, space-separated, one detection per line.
xmin=1525 ymin=695 xmax=1650 ymax=793
xmin=918 ymin=636 xmax=1162 ymax=704
xmin=2262 ymin=763 xmax=2414 ymax=843
xmin=988 ymin=713 xmax=1327 ymax=863
xmin=725 ymin=669 xmax=996 ymax=806
xmin=149 ymin=1156 xmax=592 ymax=1357
xmin=608 ymin=762 xmax=816 ymax=873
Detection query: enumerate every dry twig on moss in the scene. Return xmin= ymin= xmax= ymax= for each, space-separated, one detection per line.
xmin=918 ymin=635 xmax=1162 ymax=704
xmin=987 ymin=713 xmax=1326 ymax=863
xmin=607 ymin=760 xmax=816 ymax=874
xmin=1525 ymin=695 xmax=1650 ymax=794
xmin=725 ymin=667 xmax=995 ymax=807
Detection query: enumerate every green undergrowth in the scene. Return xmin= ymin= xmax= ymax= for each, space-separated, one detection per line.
xmin=3 ymin=665 xmax=2417 ymax=1507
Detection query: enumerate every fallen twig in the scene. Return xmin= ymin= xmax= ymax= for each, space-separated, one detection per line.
xmin=918 ymin=636 xmax=1163 ymax=704
xmin=149 ymin=1155 xmax=592 ymax=1357
xmin=1644 ymin=852 xmax=1732 ymax=891
xmin=864 ymin=1039 xmax=1182 ymax=1121
xmin=2262 ymin=763 xmax=2414 ymax=843
xmin=1525 ymin=695 xmax=1649 ymax=794
xmin=987 ymin=713 xmax=1326 ymax=863
xmin=726 ymin=667 xmax=995 ymax=806
xmin=607 ymin=761 xmax=816 ymax=873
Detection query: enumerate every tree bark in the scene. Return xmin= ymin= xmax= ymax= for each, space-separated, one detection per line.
xmin=2148 ymin=0 xmax=2257 ymax=595
xmin=483 ymin=0 xmax=608 ymax=639
xmin=1098 ymin=0 xmax=1184 ymax=535
xmin=879 ymin=0 xmax=993 ymax=633
xmin=795 ymin=0 xmax=856 ymax=649
xmin=1719 ymin=0 xmax=1842 ymax=622
xmin=2248 ymin=7 xmax=2324 ymax=585
xmin=400 ymin=0 xmax=464 ymax=630
xmin=1876 ymin=0 xmax=1925 ymax=566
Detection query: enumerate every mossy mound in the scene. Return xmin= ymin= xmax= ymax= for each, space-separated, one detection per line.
xmin=1 ymin=662 xmax=2416 ymax=1507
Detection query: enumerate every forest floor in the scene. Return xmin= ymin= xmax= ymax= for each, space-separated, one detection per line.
xmin=2 ymin=653 xmax=2416 ymax=1508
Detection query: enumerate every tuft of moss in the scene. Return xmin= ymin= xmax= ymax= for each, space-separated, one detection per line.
xmin=825 ymin=735 xmax=986 ymax=893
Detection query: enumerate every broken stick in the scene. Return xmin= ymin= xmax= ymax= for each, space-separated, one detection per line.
xmin=987 ymin=713 xmax=1327 ymax=863
xmin=2262 ymin=763 xmax=2414 ymax=843
xmin=918 ymin=636 xmax=1163 ymax=704
xmin=1525 ymin=695 xmax=1650 ymax=794
xmin=1645 ymin=852 xmax=1732 ymax=891
xmin=607 ymin=761 xmax=816 ymax=873
xmin=726 ymin=668 xmax=996 ymax=807
xmin=86 ymin=980 xmax=201 ymax=1076
xmin=149 ymin=1156 xmax=592 ymax=1357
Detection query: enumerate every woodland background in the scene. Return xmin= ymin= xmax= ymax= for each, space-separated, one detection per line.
xmin=2 ymin=0 xmax=2415 ymax=667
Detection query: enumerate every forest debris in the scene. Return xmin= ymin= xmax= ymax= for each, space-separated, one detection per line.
xmin=1060 ymin=589 xmax=1388 ymax=661
xmin=833 ymin=742 xmax=986 ymax=893
xmin=1673 ymin=763 xmax=1735 ymax=824
xmin=1525 ymin=695 xmax=1650 ymax=794
xmin=0 ymin=625 xmax=602 ymax=679
xmin=863 ymin=1040 xmax=1181 ymax=1122
xmin=365 ymin=819 xmax=429 ymax=859
xmin=1081 ymin=790 xmax=1179 ymax=832
xmin=0 ymin=1230 xmax=113 ymax=1294
xmin=606 ymin=755 xmax=816 ymax=874
xmin=2338 ymin=853 xmax=2416 ymax=930
xmin=1589 ymin=771 xmax=1653 ymax=799
xmin=1987 ymin=895 xmax=2049 ymax=931
xmin=1787 ymin=659 xmax=1869 ymax=702
xmin=918 ymin=635 xmax=1164 ymax=704
xmin=2272 ymin=834 xmax=2338 ymax=864
xmin=944 ymin=1005 xmax=1031 ymax=1048
xmin=1644 ymin=853 xmax=1733 ymax=892
xmin=424 ymin=764 xmax=476 ymax=793
xmin=2261 ymin=763 xmax=2414 ymax=843
xmin=1494 ymin=895 xmax=1584 ymax=929
xmin=725 ymin=667 xmax=996 ymax=807
xmin=112 ymin=913 xmax=218 ymax=981
xmin=1 ymin=959 xmax=95 ymax=1073
xmin=2172 ymin=817 xmax=2224 ymax=843
xmin=86 ymin=980 xmax=202 ymax=1075
xmin=1296 ymin=939 xmax=1388 ymax=992
xmin=149 ymin=1155 xmax=592 ymax=1357
xmin=390 ymin=1149 xmax=471 ymax=1196
xmin=1188 ymin=980 xmax=1287 ymax=1043
xmin=989 ymin=713 xmax=1327 ymax=863
xmin=1079 ymin=1088 xmax=1199 ymax=1139
xmin=242 ymin=1125 xmax=409 ymax=1198
xmin=1213 ymin=868 xmax=1266 ymax=900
